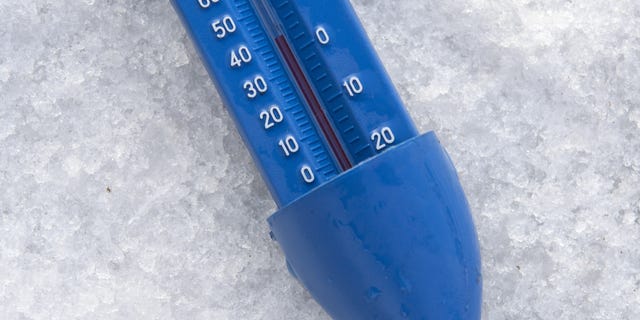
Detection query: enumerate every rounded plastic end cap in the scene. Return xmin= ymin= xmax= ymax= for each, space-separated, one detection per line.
xmin=268 ymin=132 xmax=482 ymax=319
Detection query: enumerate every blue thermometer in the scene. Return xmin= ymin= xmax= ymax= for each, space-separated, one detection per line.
xmin=171 ymin=0 xmax=482 ymax=318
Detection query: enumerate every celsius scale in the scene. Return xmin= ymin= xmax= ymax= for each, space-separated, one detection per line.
xmin=171 ymin=0 xmax=482 ymax=318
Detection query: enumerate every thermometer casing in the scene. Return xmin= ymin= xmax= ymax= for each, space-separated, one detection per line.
xmin=171 ymin=0 xmax=482 ymax=318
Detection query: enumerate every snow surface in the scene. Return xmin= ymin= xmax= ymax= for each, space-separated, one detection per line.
xmin=1 ymin=0 xmax=639 ymax=319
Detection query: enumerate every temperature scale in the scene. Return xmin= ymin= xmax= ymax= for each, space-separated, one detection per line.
xmin=171 ymin=0 xmax=482 ymax=318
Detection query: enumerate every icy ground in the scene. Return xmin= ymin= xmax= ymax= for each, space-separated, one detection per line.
xmin=1 ymin=0 xmax=639 ymax=319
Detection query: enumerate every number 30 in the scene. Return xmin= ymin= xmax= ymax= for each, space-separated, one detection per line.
xmin=243 ymin=76 xmax=268 ymax=99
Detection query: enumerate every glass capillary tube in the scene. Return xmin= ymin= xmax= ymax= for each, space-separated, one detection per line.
xmin=251 ymin=0 xmax=353 ymax=171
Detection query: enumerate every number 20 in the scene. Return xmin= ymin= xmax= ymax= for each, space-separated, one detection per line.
xmin=260 ymin=105 xmax=284 ymax=130
xmin=371 ymin=127 xmax=395 ymax=151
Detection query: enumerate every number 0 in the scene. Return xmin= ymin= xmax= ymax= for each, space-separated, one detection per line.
xmin=316 ymin=27 xmax=330 ymax=45
xmin=301 ymin=166 xmax=315 ymax=184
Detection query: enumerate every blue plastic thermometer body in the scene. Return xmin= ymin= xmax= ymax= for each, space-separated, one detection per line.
xmin=172 ymin=0 xmax=482 ymax=318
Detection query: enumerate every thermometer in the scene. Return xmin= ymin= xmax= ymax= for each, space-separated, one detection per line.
xmin=171 ymin=0 xmax=482 ymax=318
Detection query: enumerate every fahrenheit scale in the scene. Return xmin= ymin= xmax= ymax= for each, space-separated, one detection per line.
xmin=171 ymin=0 xmax=482 ymax=318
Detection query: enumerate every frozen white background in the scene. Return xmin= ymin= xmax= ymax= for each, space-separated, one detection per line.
xmin=1 ymin=0 xmax=639 ymax=319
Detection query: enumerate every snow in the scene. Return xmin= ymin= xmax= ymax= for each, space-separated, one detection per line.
xmin=1 ymin=0 xmax=639 ymax=319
